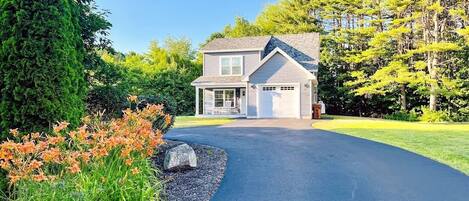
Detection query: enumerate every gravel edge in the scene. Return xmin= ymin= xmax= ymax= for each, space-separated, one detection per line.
xmin=152 ymin=141 xmax=227 ymax=201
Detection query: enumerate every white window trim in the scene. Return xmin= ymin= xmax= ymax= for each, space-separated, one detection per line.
xmin=213 ymin=89 xmax=236 ymax=108
xmin=219 ymin=56 xmax=243 ymax=76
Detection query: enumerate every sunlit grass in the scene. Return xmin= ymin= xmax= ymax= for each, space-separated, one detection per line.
xmin=314 ymin=115 xmax=469 ymax=175
xmin=174 ymin=116 xmax=235 ymax=128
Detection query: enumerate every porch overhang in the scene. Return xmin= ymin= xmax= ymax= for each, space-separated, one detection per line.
xmin=191 ymin=75 xmax=247 ymax=88
xmin=191 ymin=82 xmax=246 ymax=88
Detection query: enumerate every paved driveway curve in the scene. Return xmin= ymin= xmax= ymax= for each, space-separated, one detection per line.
xmin=166 ymin=119 xmax=469 ymax=201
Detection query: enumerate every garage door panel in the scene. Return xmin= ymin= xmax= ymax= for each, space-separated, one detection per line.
xmin=259 ymin=85 xmax=299 ymax=118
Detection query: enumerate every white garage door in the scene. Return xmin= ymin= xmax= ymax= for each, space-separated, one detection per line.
xmin=258 ymin=85 xmax=299 ymax=118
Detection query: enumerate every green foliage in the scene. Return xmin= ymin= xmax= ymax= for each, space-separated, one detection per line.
xmin=255 ymin=0 xmax=322 ymax=34
xmin=77 ymin=0 xmax=112 ymax=81
xmin=87 ymin=85 xmax=128 ymax=118
xmin=13 ymin=155 xmax=161 ymax=201
xmin=383 ymin=111 xmax=419 ymax=122
xmin=420 ymin=107 xmax=449 ymax=122
xmin=86 ymin=61 xmax=179 ymax=120
xmin=90 ymin=38 xmax=201 ymax=116
xmin=164 ymin=37 xmax=195 ymax=60
xmin=0 ymin=0 xmax=86 ymax=138
xmin=223 ymin=17 xmax=262 ymax=37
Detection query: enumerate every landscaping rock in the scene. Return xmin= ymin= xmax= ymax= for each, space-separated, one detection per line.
xmin=153 ymin=141 xmax=227 ymax=201
xmin=164 ymin=143 xmax=197 ymax=171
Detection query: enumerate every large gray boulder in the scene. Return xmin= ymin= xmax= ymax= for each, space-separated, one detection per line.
xmin=164 ymin=143 xmax=197 ymax=171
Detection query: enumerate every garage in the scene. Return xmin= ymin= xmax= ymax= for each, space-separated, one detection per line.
xmin=258 ymin=85 xmax=300 ymax=118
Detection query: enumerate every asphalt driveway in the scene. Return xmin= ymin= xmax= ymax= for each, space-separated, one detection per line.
xmin=165 ymin=119 xmax=469 ymax=201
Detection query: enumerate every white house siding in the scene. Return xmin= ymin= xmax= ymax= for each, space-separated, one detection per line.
xmin=203 ymin=51 xmax=262 ymax=76
xmin=247 ymin=53 xmax=314 ymax=119
xmin=203 ymin=89 xmax=214 ymax=115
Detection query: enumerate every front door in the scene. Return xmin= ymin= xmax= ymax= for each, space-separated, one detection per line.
xmin=240 ymin=89 xmax=246 ymax=115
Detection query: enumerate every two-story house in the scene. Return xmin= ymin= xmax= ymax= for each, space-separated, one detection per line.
xmin=192 ymin=33 xmax=319 ymax=119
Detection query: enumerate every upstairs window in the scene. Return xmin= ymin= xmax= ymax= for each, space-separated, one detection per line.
xmin=220 ymin=56 xmax=243 ymax=75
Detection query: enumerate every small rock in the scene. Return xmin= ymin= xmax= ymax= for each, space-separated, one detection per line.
xmin=164 ymin=143 xmax=197 ymax=171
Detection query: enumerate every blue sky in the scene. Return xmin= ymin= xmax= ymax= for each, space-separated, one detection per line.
xmin=96 ymin=0 xmax=275 ymax=53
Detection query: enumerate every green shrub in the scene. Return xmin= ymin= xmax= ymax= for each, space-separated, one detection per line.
xmin=0 ymin=0 xmax=86 ymax=138
xmin=12 ymin=152 xmax=161 ymax=201
xmin=86 ymin=85 xmax=128 ymax=119
xmin=420 ymin=107 xmax=449 ymax=122
xmin=383 ymin=110 xmax=419 ymax=122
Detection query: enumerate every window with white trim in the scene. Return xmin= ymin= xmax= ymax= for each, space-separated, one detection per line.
xmin=214 ymin=90 xmax=235 ymax=108
xmin=220 ymin=56 xmax=242 ymax=75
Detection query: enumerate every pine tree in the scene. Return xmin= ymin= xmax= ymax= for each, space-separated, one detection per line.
xmin=0 ymin=0 xmax=86 ymax=138
xmin=346 ymin=0 xmax=466 ymax=111
xmin=255 ymin=0 xmax=322 ymax=34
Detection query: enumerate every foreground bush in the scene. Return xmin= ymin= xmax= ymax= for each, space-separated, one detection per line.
xmin=383 ymin=111 xmax=419 ymax=122
xmin=0 ymin=98 xmax=170 ymax=200
xmin=420 ymin=107 xmax=449 ymax=122
xmin=0 ymin=0 xmax=86 ymax=138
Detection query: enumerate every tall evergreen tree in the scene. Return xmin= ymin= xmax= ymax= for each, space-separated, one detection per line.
xmin=0 ymin=0 xmax=86 ymax=137
xmin=346 ymin=0 xmax=466 ymax=112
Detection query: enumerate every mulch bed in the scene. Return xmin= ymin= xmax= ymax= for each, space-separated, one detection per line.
xmin=152 ymin=140 xmax=227 ymax=201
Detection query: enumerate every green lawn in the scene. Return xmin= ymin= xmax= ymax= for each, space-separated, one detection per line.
xmin=173 ymin=116 xmax=235 ymax=128
xmin=313 ymin=115 xmax=469 ymax=175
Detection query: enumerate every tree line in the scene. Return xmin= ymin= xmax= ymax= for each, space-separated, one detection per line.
xmin=206 ymin=0 xmax=469 ymax=121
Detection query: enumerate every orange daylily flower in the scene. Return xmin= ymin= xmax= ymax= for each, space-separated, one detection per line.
xmin=48 ymin=136 xmax=65 ymax=145
xmin=18 ymin=142 xmax=35 ymax=154
xmin=127 ymin=95 xmax=138 ymax=103
xmin=9 ymin=128 xmax=19 ymax=137
xmin=0 ymin=161 xmax=11 ymax=170
xmin=67 ymin=163 xmax=81 ymax=174
xmin=120 ymin=147 xmax=131 ymax=158
xmin=145 ymin=149 xmax=154 ymax=157
xmin=32 ymin=172 xmax=47 ymax=182
xmin=0 ymin=101 xmax=168 ymax=184
xmin=164 ymin=114 xmax=172 ymax=126
xmin=81 ymin=152 xmax=91 ymax=163
xmin=0 ymin=148 xmax=14 ymax=160
xmin=29 ymin=160 xmax=43 ymax=169
xmin=131 ymin=167 xmax=139 ymax=175
xmin=53 ymin=121 xmax=70 ymax=133
xmin=1 ymin=141 xmax=18 ymax=150
xmin=41 ymin=148 xmax=61 ymax=163
xmin=8 ymin=174 xmax=21 ymax=184
xmin=124 ymin=158 xmax=133 ymax=166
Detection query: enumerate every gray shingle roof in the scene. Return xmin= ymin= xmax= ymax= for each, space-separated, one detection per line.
xmin=192 ymin=76 xmax=243 ymax=85
xmin=200 ymin=33 xmax=320 ymax=71
xmin=264 ymin=33 xmax=320 ymax=71
xmin=200 ymin=36 xmax=271 ymax=52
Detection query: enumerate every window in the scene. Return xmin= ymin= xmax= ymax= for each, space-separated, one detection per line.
xmin=214 ymin=91 xmax=224 ymax=107
xmin=220 ymin=56 xmax=243 ymax=75
xmin=263 ymin=87 xmax=276 ymax=91
xmin=214 ymin=90 xmax=235 ymax=108
xmin=280 ymin=86 xmax=295 ymax=91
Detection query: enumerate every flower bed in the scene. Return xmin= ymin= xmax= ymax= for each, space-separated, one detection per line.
xmin=0 ymin=97 xmax=171 ymax=200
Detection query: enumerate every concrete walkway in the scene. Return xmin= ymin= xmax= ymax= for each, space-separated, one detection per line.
xmin=166 ymin=119 xmax=469 ymax=201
